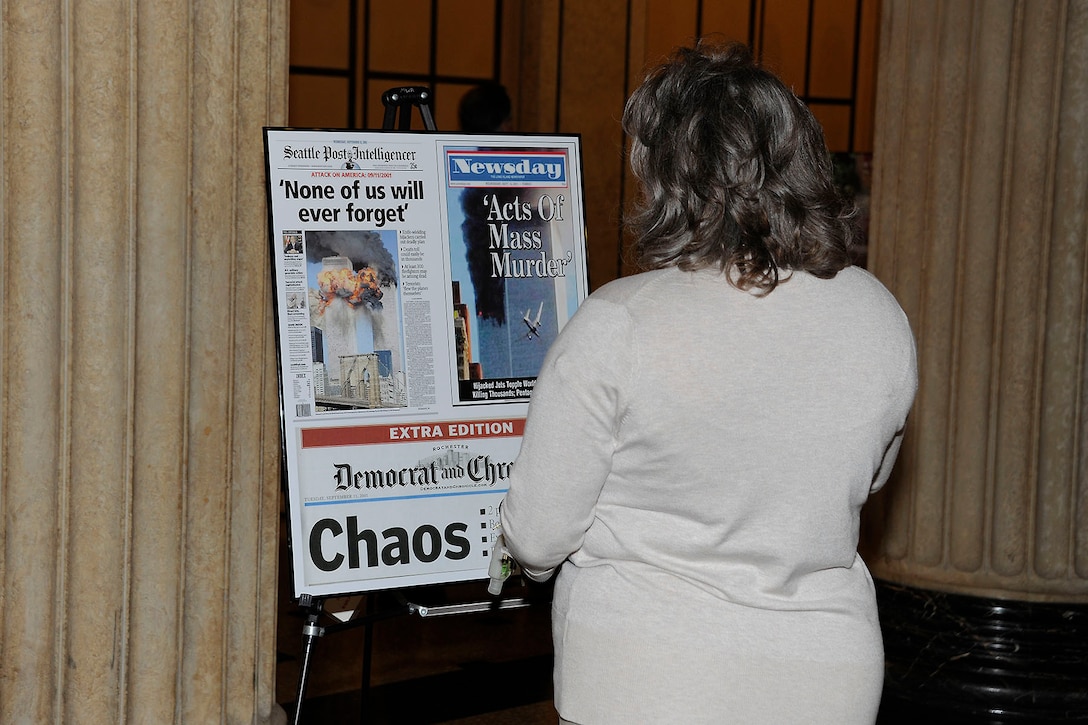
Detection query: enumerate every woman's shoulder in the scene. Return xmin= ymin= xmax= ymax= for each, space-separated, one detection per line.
xmin=556 ymin=271 xmax=678 ymax=346
xmin=835 ymin=266 xmax=910 ymax=320
xmin=588 ymin=267 xmax=690 ymax=305
xmin=794 ymin=265 xmax=908 ymax=317
xmin=826 ymin=264 xmax=895 ymax=294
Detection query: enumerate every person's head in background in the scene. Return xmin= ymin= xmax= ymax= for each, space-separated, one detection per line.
xmin=458 ymin=82 xmax=513 ymax=133
xmin=622 ymin=40 xmax=857 ymax=295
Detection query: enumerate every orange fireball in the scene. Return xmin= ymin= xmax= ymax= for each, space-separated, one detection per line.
xmin=316 ymin=266 xmax=383 ymax=311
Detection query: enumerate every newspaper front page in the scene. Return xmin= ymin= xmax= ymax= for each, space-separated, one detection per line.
xmin=264 ymin=129 xmax=589 ymax=597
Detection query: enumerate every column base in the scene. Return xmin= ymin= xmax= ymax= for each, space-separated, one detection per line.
xmin=875 ymin=580 xmax=1088 ymax=723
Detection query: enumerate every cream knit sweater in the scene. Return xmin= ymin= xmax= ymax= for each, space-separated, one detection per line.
xmin=501 ymin=265 xmax=917 ymax=725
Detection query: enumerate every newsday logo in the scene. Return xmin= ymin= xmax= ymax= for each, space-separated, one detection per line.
xmin=446 ymin=150 xmax=568 ymax=187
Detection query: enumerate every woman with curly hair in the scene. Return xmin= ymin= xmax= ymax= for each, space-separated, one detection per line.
xmin=500 ymin=41 xmax=917 ymax=725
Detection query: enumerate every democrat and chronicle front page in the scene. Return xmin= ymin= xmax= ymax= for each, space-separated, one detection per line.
xmin=264 ymin=129 xmax=588 ymax=598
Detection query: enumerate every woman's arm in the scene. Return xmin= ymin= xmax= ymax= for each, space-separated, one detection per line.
xmin=499 ymin=297 xmax=633 ymax=578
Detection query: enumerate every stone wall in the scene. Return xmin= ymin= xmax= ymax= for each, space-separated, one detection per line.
xmin=0 ymin=1 xmax=289 ymax=722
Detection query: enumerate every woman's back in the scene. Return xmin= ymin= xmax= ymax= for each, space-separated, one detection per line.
xmin=586 ymin=265 xmax=916 ymax=606
xmin=503 ymin=265 xmax=916 ymax=724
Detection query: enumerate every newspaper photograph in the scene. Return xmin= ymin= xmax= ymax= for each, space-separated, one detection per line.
xmin=264 ymin=129 xmax=589 ymax=597
xmin=446 ymin=146 xmax=582 ymax=404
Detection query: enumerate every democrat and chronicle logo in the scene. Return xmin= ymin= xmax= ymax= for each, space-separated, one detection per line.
xmin=446 ymin=150 xmax=568 ymax=187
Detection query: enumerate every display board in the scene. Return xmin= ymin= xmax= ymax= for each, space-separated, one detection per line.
xmin=264 ymin=129 xmax=589 ymax=598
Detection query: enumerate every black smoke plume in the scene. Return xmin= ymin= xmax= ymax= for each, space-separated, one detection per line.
xmin=459 ymin=186 xmax=525 ymax=326
xmin=305 ymin=230 xmax=398 ymax=287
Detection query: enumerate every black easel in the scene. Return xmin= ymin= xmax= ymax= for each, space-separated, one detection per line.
xmin=380 ymin=86 xmax=437 ymax=131
xmin=290 ymin=587 xmax=538 ymax=724
xmin=290 ymin=594 xmax=328 ymax=725
xmin=288 ymin=86 xmax=538 ymax=725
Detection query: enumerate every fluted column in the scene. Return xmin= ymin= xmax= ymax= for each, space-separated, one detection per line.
xmin=0 ymin=1 xmax=288 ymax=723
xmin=862 ymin=0 xmax=1087 ymax=719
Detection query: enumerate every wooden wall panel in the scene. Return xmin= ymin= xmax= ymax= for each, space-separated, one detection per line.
xmin=645 ymin=0 xmax=699 ymax=65
xmin=436 ymin=0 xmax=497 ymax=77
xmin=365 ymin=78 xmax=392 ymax=129
xmin=287 ymin=0 xmax=882 ymax=282
xmin=853 ymin=0 xmax=881 ymax=151
xmin=558 ymin=0 xmax=632 ymax=288
xmin=369 ymin=0 xmax=432 ymax=74
xmin=701 ymin=0 xmax=754 ymax=43
xmin=434 ymin=81 xmax=477 ymax=131
xmin=513 ymin=1 xmax=562 ymax=134
xmin=290 ymin=76 xmax=350 ymax=127
xmin=761 ymin=0 xmax=812 ymax=91
xmin=811 ymin=103 xmax=852 ymax=151
xmin=290 ymin=0 xmax=351 ymax=69
xmin=810 ymin=0 xmax=858 ymax=98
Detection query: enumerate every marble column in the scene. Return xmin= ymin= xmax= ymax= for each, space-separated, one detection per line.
xmin=1 ymin=1 xmax=288 ymax=723
xmin=862 ymin=0 xmax=1088 ymax=719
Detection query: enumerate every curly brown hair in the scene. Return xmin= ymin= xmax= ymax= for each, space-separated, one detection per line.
xmin=622 ymin=41 xmax=857 ymax=294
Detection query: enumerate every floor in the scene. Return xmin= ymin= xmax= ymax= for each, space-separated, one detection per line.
xmin=275 ymin=525 xmax=559 ymax=725
xmin=274 ymin=577 xmax=924 ymax=725
xmin=273 ymin=528 xmax=1002 ymax=725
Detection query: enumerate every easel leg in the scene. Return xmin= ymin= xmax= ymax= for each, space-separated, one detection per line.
xmin=292 ymin=596 xmax=325 ymax=725
xmin=359 ymin=593 xmax=377 ymax=724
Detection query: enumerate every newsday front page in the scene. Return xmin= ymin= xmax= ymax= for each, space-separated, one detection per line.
xmin=264 ymin=129 xmax=589 ymax=597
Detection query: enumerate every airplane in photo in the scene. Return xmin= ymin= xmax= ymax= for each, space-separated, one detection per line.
xmin=522 ymin=301 xmax=544 ymax=340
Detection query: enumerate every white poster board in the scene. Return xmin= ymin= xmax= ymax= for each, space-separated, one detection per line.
xmin=264 ymin=129 xmax=589 ymax=598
